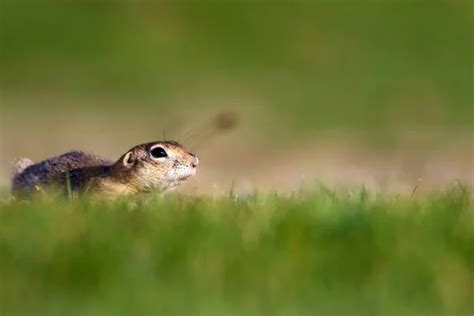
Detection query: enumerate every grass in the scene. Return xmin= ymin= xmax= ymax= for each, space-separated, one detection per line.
xmin=0 ymin=188 xmax=472 ymax=316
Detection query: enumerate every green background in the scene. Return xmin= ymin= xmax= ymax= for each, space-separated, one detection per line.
xmin=1 ymin=1 xmax=472 ymax=140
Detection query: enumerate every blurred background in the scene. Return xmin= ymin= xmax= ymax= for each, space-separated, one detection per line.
xmin=1 ymin=0 xmax=472 ymax=195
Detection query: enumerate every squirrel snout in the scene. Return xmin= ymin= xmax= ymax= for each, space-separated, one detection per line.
xmin=190 ymin=154 xmax=199 ymax=168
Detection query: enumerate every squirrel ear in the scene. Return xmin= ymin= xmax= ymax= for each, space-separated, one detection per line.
xmin=122 ymin=151 xmax=135 ymax=168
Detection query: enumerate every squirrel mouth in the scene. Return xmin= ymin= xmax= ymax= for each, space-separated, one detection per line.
xmin=166 ymin=168 xmax=196 ymax=185
xmin=175 ymin=171 xmax=195 ymax=182
xmin=178 ymin=173 xmax=193 ymax=181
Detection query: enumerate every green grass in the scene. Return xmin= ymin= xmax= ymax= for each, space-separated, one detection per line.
xmin=1 ymin=188 xmax=472 ymax=316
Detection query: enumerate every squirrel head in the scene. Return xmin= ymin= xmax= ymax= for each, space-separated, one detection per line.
xmin=113 ymin=141 xmax=198 ymax=192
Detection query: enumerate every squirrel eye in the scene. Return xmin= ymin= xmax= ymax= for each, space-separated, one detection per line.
xmin=150 ymin=147 xmax=168 ymax=159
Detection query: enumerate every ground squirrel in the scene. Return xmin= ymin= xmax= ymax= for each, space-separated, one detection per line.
xmin=11 ymin=141 xmax=199 ymax=198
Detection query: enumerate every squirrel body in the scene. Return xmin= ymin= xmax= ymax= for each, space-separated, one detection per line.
xmin=11 ymin=141 xmax=198 ymax=198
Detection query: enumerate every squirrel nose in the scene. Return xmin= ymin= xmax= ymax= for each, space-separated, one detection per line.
xmin=190 ymin=154 xmax=199 ymax=168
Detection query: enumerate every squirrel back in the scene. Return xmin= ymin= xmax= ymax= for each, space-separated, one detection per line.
xmin=11 ymin=151 xmax=112 ymax=197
